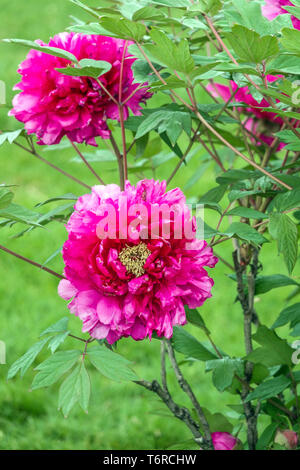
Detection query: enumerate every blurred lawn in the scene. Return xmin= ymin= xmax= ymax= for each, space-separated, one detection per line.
xmin=0 ymin=0 xmax=299 ymax=450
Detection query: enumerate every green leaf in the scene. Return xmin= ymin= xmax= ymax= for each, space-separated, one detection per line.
xmin=3 ymin=39 xmax=78 ymax=62
xmin=0 ymin=189 xmax=13 ymax=210
xmin=227 ymin=207 xmax=269 ymax=220
xmin=272 ymin=303 xmax=300 ymax=329
xmin=58 ymin=362 xmax=90 ymax=417
xmin=35 ymin=194 xmax=77 ymax=208
xmin=151 ymin=0 xmax=190 ymax=6
xmin=56 ymin=59 xmax=112 ymax=78
xmin=145 ymin=29 xmax=194 ymax=74
xmin=206 ymin=358 xmax=244 ymax=392
xmin=171 ymin=327 xmax=218 ymax=361
xmin=7 ymin=338 xmax=49 ymax=379
xmin=272 ymin=188 xmax=300 ymax=212
xmin=0 ymin=129 xmax=23 ymax=146
xmin=226 ymin=25 xmax=279 ymax=63
xmin=269 ymin=213 xmax=298 ymax=274
xmin=201 ymin=408 xmax=233 ymax=434
xmin=184 ymin=306 xmax=210 ymax=334
xmin=48 ymin=331 xmax=70 ymax=354
xmin=245 ymin=375 xmax=291 ymax=402
xmin=224 ymin=222 xmax=268 ymax=245
xmin=69 ymin=0 xmax=101 ymax=18
xmin=31 ymin=350 xmax=81 ymax=390
xmin=88 ymin=347 xmax=138 ymax=382
xmin=246 ymin=325 xmax=293 ymax=367
xmin=40 ymin=317 xmax=69 ymax=337
xmin=256 ymin=423 xmax=278 ymax=450
xmin=0 ymin=203 xmax=41 ymax=226
xmin=100 ymin=17 xmax=146 ymax=41
xmin=135 ymin=110 xmax=191 ymax=141
xmin=275 ymin=130 xmax=300 ymax=152
xmin=199 ymin=185 xmax=227 ymax=204
xmin=281 ymin=28 xmax=300 ymax=56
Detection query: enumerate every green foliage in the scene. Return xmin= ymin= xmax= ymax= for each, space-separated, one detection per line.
xmin=171 ymin=327 xmax=218 ymax=361
xmin=226 ymin=25 xmax=279 ymax=63
xmin=88 ymin=347 xmax=138 ymax=382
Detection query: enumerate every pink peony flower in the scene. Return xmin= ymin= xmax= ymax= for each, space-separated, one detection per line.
xmin=9 ymin=32 xmax=152 ymax=146
xmin=207 ymin=77 xmax=286 ymax=149
xmin=211 ymin=432 xmax=240 ymax=450
xmin=58 ymin=179 xmax=218 ymax=344
xmin=262 ymin=1 xmax=300 ymax=30
xmin=275 ymin=429 xmax=298 ymax=449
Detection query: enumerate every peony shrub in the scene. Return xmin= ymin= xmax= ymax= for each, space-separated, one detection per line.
xmin=2 ymin=0 xmax=300 ymax=452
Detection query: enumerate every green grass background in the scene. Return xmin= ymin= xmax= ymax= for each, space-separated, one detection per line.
xmin=0 ymin=0 xmax=298 ymax=450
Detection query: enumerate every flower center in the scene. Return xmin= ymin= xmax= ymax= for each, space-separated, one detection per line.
xmin=119 ymin=242 xmax=151 ymax=278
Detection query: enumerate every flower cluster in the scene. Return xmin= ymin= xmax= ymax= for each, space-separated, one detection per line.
xmin=9 ymin=32 xmax=152 ymax=146
xmin=58 ymin=179 xmax=218 ymax=344
xmin=207 ymin=76 xmax=286 ymax=150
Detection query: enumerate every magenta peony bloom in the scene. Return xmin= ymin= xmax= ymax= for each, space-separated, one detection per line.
xmin=275 ymin=430 xmax=298 ymax=449
xmin=58 ymin=179 xmax=218 ymax=344
xmin=207 ymin=77 xmax=286 ymax=149
xmin=211 ymin=432 xmax=240 ymax=450
xmin=9 ymin=32 xmax=152 ymax=146
xmin=262 ymin=1 xmax=300 ymax=29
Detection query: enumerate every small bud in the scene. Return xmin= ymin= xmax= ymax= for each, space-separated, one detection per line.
xmin=211 ymin=432 xmax=242 ymax=450
xmin=275 ymin=430 xmax=298 ymax=450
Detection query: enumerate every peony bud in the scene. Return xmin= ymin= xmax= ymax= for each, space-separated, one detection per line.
xmin=211 ymin=432 xmax=242 ymax=450
xmin=275 ymin=430 xmax=298 ymax=450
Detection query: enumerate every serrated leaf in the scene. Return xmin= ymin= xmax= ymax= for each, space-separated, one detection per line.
xmin=88 ymin=347 xmax=138 ymax=382
xmin=226 ymin=25 xmax=279 ymax=63
xmin=206 ymin=358 xmax=244 ymax=392
xmin=269 ymin=213 xmax=298 ymax=274
xmin=145 ymin=29 xmax=194 ymax=74
xmin=7 ymin=338 xmax=49 ymax=379
xmin=100 ymin=17 xmax=146 ymax=41
xmin=246 ymin=325 xmax=293 ymax=367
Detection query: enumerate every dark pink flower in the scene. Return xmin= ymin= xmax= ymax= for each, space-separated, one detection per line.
xmin=58 ymin=179 xmax=218 ymax=344
xmin=9 ymin=32 xmax=152 ymax=146
xmin=207 ymin=77 xmax=286 ymax=149
xmin=262 ymin=1 xmax=300 ymax=30
xmin=211 ymin=432 xmax=240 ymax=450
xmin=275 ymin=429 xmax=298 ymax=449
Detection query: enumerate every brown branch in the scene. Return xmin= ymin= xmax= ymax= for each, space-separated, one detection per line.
xmin=0 ymin=244 xmax=65 ymax=280
xmin=165 ymin=340 xmax=213 ymax=448
xmin=69 ymin=139 xmax=105 ymax=185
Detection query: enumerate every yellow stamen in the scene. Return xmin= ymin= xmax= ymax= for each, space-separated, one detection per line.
xmin=119 ymin=242 xmax=151 ymax=278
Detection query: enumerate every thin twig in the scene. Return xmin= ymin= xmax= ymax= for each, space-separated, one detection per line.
xmin=69 ymin=139 xmax=105 ymax=185
xmin=0 ymin=244 xmax=65 ymax=280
